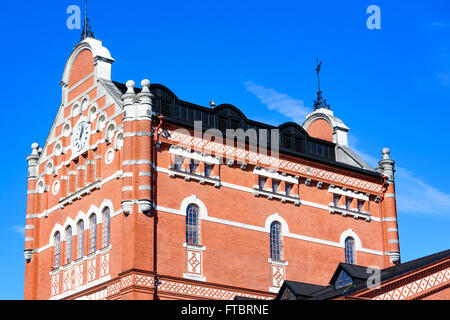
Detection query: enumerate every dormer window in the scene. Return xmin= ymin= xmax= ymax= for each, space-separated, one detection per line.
xmin=334 ymin=270 xmax=353 ymax=289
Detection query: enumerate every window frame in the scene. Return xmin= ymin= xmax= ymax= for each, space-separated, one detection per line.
xmin=345 ymin=237 xmax=356 ymax=264
xmin=186 ymin=204 xmax=200 ymax=245
xmin=270 ymin=221 xmax=283 ymax=261
xmin=77 ymin=220 xmax=84 ymax=260
xmin=65 ymin=226 xmax=72 ymax=265
xmin=54 ymin=232 xmax=61 ymax=268
xmin=102 ymin=207 xmax=111 ymax=248
xmin=88 ymin=214 xmax=97 ymax=255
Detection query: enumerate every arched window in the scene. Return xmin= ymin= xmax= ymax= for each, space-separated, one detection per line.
xmin=186 ymin=204 xmax=200 ymax=245
xmin=65 ymin=226 xmax=72 ymax=264
xmin=77 ymin=220 xmax=84 ymax=259
xmin=102 ymin=207 xmax=111 ymax=248
xmin=89 ymin=214 xmax=97 ymax=254
xmin=54 ymin=232 xmax=61 ymax=268
xmin=270 ymin=221 xmax=283 ymax=260
xmin=345 ymin=237 xmax=356 ymax=264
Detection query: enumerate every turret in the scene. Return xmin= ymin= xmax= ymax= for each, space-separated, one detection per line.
xmin=378 ymin=148 xmax=400 ymax=265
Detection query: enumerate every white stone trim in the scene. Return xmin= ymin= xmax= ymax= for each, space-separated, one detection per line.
xmin=183 ymin=243 xmax=206 ymax=251
xmin=183 ymin=273 xmax=206 ymax=282
xmin=268 ymin=259 xmax=289 ymax=266
xmin=264 ymin=213 xmax=290 ymax=234
xmin=169 ymin=145 xmax=221 ymax=165
xmin=180 ymin=195 xmax=208 ymax=219
xmin=339 ymin=229 xmax=363 ymax=251
xmin=328 ymin=185 xmax=369 ymax=201
xmin=253 ymin=167 xmax=299 ymax=184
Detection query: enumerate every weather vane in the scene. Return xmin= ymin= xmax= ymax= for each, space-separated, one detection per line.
xmin=313 ymin=58 xmax=331 ymax=110
xmin=80 ymin=0 xmax=95 ymax=41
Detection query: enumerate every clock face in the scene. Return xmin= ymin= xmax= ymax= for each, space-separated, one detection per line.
xmin=73 ymin=121 xmax=90 ymax=152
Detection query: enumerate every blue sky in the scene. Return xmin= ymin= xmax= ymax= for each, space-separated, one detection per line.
xmin=0 ymin=0 xmax=449 ymax=299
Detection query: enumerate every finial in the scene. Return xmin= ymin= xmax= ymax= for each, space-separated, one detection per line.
xmin=80 ymin=0 xmax=95 ymax=41
xmin=141 ymin=79 xmax=150 ymax=93
xmin=31 ymin=143 xmax=39 ymax=155
xmin=209 ymin=100 xmax=216 ymax=108
xmin=137 ymin=79 xmax=153 ymax=106
xmin=382 ymin=147 xmax=391 ymax=160
xmin=126 ymin=80 xmax=135 ymax=93
xmin=122 ymin=80 xmax=136 ymax=107
xmin=313 ymin=58 xmax=331 ymax=110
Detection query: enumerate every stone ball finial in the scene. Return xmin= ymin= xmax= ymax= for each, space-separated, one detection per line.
xmin=125 ymin=80 xmax=135 ymax=94
xmin=382 ymin=147 xmax=391 ymax=160
xmin=141 ymin=79 xmax=150 ymax=93
xmin=31 ymin=143 xmax=39 ymax=155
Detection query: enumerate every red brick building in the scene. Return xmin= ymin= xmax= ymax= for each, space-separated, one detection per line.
xmin=23 ymin=35 xmax=402 ymax=300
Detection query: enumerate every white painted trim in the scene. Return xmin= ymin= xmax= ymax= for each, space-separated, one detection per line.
xmin=183 ymin=273 xmax=206 ymax=282
xmin=180 ymin=195 xmax=208 ymax=219
xmin=269 ymin=287 xmax=281 ymax=293
xmin=253 ymin=167 xmax=299 ymax=184
xmin=328 ymin=185 xmax=369 ymax=201
xmin=264 ymin=213 xmax=290 ymax=234
xmin=183 ymin=243 xmax=206 ymax=251
xmin=339 ymin=229 xmax=363 ymax=251
xmin=169 ymin=145 xmax=220 ymax=165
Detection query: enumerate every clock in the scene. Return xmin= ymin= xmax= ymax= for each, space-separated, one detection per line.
xmin=73 ymin=121 xmax=90 ymax=152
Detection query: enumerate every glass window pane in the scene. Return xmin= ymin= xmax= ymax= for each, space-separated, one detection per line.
xmin=77 ymin=221 xmax=84 ymax=259
xmin=345 ymin=237 xmax=355 ymax=264
xmin=186 ymin=204 xmax=200 ymax=245
xmin=270 ymin=222 xmax=282 ymax=260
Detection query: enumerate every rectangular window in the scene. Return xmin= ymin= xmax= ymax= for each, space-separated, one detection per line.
xmin=285 ymin=183 xmax=293 ymax=196
xmin=345 ymin=197 xmax=352 ymax=210
xmin=333 ymin=194 xmax=340 ymax=207
xmin=204 ymin=164 xmax=213 ymax=177
xmin=189 ymin=159 xmax=198 ymax=174
xmin=272 ymin=180 xmax=280 ymax=193
xmin=174 ymin=156 xmax=184 ymax=171
xmin=258 ymin=176 xmax=267 ymax=189
xmin=357 ymin=200 xmax=364 ymax=212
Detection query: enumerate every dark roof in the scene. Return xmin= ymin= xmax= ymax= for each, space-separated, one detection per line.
xmin=378 ymin=249 xmax=450 ymax=284
xmin=277 ymin=281 xmax=327 ymax=299
xmin=233 ymin=296 xmax=259 ymax=300
xmin=276 ymin=249 xmax=450 ymax=300
xmin=329 ymin=263 xmax=372 ymax=284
